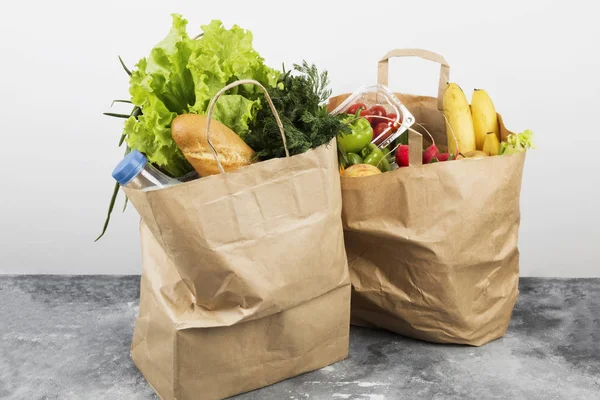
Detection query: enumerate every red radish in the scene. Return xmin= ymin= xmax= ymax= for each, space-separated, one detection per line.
xmin=411 ymin=123 xmax=441 ymax=165
xmin=395 ymin=145 xmax=410 ymax=167
xmin=422 ymin=144 xmax=440 ymax=164
xmin=437 ymin=153 xmax=450 ymax=162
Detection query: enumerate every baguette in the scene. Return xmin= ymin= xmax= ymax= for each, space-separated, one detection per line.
xmin=171 ymin=114 xmax=255 ymax=177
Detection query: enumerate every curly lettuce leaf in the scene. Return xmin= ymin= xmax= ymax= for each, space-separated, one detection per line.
xmin=121 ymin=15 xmax=279 ymax=177
xmin=499 ymin=129 xmax=536 ymax=155
xmin=142 ymin=14 xmax=196 ymax=114
xmin=125 ymin=14 xmax=196 ymax=176
xmin=212 ymin=95 xmax=261 ymax=137
xmin=187 ymin=19 xmax=279 ymax=135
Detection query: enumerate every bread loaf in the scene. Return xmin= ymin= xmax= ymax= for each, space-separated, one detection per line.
xmin=171 ymin=114 xmax=255 ymax=177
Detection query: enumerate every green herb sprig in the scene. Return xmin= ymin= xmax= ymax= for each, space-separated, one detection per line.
xmin=245 ymin=61 xmax=349 ymax=160
xmin=96 ymin=57 xmax=138 ymax=242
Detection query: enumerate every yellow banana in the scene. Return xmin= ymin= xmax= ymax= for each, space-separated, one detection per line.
xmin=482 ymin=131 xmax=500 ymax=156
xmin=443 ymin=83 xmax=476 ymax=154
xmin=471 ymin=89 xmax=500 ymax=150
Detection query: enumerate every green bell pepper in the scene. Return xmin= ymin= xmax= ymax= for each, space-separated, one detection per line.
xmin=337 ymin=116 xmax=373 ymax=153
xmin=347 ymin=153 xmax=363 ymax=166
xmin=361 ymin=144 xmax=392 ymax=172
xmin=337 ymin=140 xmax=350 ymax=169
xmin=382 ymin=147 xmax=394 ymax=164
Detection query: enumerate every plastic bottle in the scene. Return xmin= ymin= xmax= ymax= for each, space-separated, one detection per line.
xmin=112 ymin=150 xmax=179 ymax=191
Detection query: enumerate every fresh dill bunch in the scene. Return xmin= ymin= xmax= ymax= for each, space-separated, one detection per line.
xmin=246 ymin=61 xmax=349 ymax=160
xmin=293 ymin=60 xmax=332 ymax=104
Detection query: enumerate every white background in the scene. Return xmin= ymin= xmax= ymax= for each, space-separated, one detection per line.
xmin=0 ymin=0 xmax=598 ymax=276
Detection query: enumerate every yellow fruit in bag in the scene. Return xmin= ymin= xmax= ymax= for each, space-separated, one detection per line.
xmin=443 ymin=83 xmax=476 ymax=154
xmin=471 ymin=89 xmax=500 ymax=149
xmin=463 ymin=150 xmax=488 ymax=159
xmin=343 ymin=164 xmax=382 ymax=177
xmin=482 ymin=131 xmax=500 ymax=156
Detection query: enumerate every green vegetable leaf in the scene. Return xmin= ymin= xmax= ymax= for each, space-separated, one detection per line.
xmin=123 ymin=99 xmax=190 ymax=177
xmin=499 ymin=129 xmax=536 ymax=155
xmin=397 ymin=131 xmax=408 ymax=146
xmin=293 ymin=60 xmax=332 ymax=103
xmin=118 ymin=56 xmax=132 ymax=76
xmin=124 ymin=14 xmax=196 ymax=176
xmin=120 ymin=15 xmax=279 ymax=178
xmin=95 ymin=181 xmax=120 ymax=242
xmin=100 ymin=15 xmax=284 ymax=239
xmin=247 ymin=62 xmax=348 ymax=159
xmin=103 ymin=112 xmax=131 ymax=119
xmin=187 ymin=19 xmax=279 ymax=114
xmin=143 ymin=14 xmax=197 ymax=114
xmin=337 ymin=140 xmax=350 ymax=168
xmin=211 ymin=95 xmax=260 ymax=138
xmin=111 ymin=99 xmax=133 ymax=106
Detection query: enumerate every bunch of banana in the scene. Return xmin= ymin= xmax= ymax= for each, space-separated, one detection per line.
xmin=443 ymin=84 xmax=501 ymax=156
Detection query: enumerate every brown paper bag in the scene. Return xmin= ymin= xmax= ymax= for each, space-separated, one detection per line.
xmin=124 ymin=80 xmax=351 ymax=399
xmin=328 ymin=49 xmax=526 ymax=346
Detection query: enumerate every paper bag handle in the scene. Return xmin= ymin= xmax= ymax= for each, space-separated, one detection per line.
xmin=205 ymin=79 xmax=290 ymax=173
xmin=377 ymin=48 xmax=450 ymax=111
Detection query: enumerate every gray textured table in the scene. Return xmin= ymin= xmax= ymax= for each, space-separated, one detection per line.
xmin=0 ymin=276 xmax=598 ymax=400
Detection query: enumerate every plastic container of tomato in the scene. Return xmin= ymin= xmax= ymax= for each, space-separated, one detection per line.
xmin=329 ymin=84 xmax=415 ymax=149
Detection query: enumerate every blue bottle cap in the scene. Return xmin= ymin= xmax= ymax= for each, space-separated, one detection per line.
xmin=112 ymin=150 xmax=147 ymax=185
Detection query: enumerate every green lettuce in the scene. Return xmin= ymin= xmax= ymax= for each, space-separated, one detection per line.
xmin=499 ymin=129 xmax=536 ymax=155
xmin=188 ymin=20 xmax=279 ymax=114
xmin=211 ymin=95 xmax=261 ymax=136
xmin=123 ymin=14 xmax=279 ymax=177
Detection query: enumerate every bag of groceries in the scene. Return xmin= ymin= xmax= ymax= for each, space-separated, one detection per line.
xmin=123 ymin=132 xmax=350 ymax=399
xmin=99 ymin=16 xmax=351 ymax=399
xmin=328 ymin=49 xmax=535 ymax=346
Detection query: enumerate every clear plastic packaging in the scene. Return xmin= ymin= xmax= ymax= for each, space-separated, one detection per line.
xmin=329 ymin=84 xmax=415 ymax=149
xmin=112 ymin=150 xmax=180 ymax=191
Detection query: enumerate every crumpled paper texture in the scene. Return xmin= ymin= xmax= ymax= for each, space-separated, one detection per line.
xmin=329 ymin=92 xmax=525 ymax=346
xmin=124 ymin=140 xmax=351 ymax=399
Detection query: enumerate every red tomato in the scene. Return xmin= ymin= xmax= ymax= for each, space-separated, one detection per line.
xmin=372 ymin=122 xmax=391 ymax=142
xmin=346 ymin=103 xmax=367 ymax=115
xmin=359 ymin=109 xmax=374 ymax=125
xmin=368 ymin=105 xmax=387 ymax=125
xmin=386 ymin=113 xmax=402 ymax=132
xmin=369 ymin=105 xmax=387 ymax=116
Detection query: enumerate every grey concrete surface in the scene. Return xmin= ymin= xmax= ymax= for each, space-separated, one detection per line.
xmin=0 ymin=276 xmax=598 ymax=400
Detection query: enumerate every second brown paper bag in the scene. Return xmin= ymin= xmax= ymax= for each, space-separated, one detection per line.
xmin=328 ymin=49 xmax=526 ymax=346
